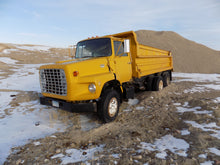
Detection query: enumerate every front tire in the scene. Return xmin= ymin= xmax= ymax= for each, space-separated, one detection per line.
xmin=97 ymin=89 xmax=120 ymax=123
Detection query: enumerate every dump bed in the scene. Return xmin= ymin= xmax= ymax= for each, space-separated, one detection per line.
xmin=110 ymin=31 xmax=173 ymax=78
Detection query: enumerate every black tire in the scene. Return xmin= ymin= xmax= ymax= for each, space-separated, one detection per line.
xmin=97 ymin=89 xmax=120 ymax=123
xmin=145 ymin=77 xmax=154 ymax=91
xmin=163 ymin=72 xmax=171 ymax=87
xmin=153 ymin=76 xmax=164 ymax=91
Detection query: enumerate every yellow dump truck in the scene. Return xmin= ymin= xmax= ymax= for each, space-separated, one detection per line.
xmin=39 ymin=31 xmax=173 ymax=122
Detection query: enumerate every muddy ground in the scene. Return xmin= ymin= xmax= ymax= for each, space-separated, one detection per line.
xmin=4 ymin=80 xmax=220 ymax=165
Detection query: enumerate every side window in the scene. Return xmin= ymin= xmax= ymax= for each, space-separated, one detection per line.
xmin=113 ymin=41 xmax=127 ymax=56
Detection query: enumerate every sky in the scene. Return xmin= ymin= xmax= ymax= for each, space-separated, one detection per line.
xmin=0 ymin=0 xmax=220 ymax=50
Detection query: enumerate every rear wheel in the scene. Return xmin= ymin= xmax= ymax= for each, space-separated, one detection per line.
xmin=97 ymin=89 xmax=120 ymax=123
xmin=153 ymin=76 xmax=164 ymax=91
xmin=145 ymin=77 xmax=154 ymax=91
xmin=163 ymin=72 xmax=171 ymax=87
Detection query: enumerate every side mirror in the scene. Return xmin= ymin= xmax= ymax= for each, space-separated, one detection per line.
xmin=124 ymin=39 xmax=130 ymax=53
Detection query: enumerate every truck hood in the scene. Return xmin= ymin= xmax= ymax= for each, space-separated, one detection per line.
xmin=45 ymin=57 xmax=111 ymax=78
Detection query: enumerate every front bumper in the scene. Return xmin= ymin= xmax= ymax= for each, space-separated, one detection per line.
xmin=40 ymin=96 xmax=96 ymax=112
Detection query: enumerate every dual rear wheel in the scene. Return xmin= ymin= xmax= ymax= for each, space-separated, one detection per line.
xmin=152 ymin=72 xmax=171 ymax=91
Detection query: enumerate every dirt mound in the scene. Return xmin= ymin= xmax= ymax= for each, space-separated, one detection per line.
xmin=135 ymin=30 xmax=220 ymax=74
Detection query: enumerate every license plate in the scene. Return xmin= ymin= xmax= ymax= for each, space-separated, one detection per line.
xmin=52 ymin=100 xmax=59 ymax=108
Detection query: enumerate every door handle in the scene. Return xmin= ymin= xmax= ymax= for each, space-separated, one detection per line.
xmin=127 ymin=62 xmax=132 ymax=64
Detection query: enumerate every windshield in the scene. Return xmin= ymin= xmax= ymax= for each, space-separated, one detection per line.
xmin=75 ymin=38 xmax=112 ymax=58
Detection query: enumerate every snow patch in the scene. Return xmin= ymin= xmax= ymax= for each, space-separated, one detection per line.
xmin=0 ymin=100 xmax=66 ymax=164
xmin=51 ymin=153 xmax=65 ymax=159
xmin=213 ymin=97 xmax=220 ymax=103
xmin=181 ymin=129 xmax=190 ymax=135
xmin=0 ymin=64 xmax=42 ymax=92
xmin=139 ymin=134 xmax=189 ymax=158
xmin=128 ymin=99 xmax=139 ymax=106
xmin=177 ymin=106 xmax=212 ymax=115
xmin=15 ymin=45 xmax=52 ymax=51
xmin=209 ymin=148 xmax=220 ymax=156
xmin=198 ymin=154 xmax=207 ymax=159
xmin=60 ymin=145 xmax=104 ymax=164
xmin=173 ymin=72 xmax=220 ymax=83
xmin=0 ymin=57 xmax=18 ymax=64
xmin=185 ymin=121 xmax=220 ymax=139
xmin=200 ymin=161 xmax=214 ymax=165
xmin=33 ymin=141 xmax=41 ymax=146
xmin=136 ymin=106 xmax=145 ymax=110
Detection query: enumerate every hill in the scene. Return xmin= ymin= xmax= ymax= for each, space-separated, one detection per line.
xmin=135 ymin=30 xmax=220 ymax=73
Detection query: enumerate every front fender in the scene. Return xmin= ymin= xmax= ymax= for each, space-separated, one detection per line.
xmin=72 ymin=72 xmax=115 ymax=101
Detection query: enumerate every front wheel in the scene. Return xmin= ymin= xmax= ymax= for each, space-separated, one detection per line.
xmin=97 ymin=89 xmax=120 ymax=123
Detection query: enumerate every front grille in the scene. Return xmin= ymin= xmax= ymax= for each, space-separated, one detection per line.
xmin=40 ymin=69 xmax=67 ymax=96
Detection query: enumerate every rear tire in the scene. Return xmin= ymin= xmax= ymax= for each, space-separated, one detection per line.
xmin=97 ymin=89 xmax=120 ymax=123
xmin=163 ymin=72 xmax=171 ymax=87
xmin=145 ymin=77 xmax=154 ymax=91
xmin=153 ymin=76 xmax=163 ymax=91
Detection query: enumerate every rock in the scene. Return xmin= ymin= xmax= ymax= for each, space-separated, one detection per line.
xmin=44 ymin=159 xmax=49 ymax=163
xmin=56 ymin=149 xmax=61 ymax=153
xmin=133 ymin=155 xmax=142 ymax=160
xmin=35 ymin=121 xmax=40 ymax=126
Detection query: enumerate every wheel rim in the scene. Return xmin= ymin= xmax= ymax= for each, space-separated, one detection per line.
xmin=159 ymin=80 xmax=163 ymax=90
xmin=108 ymin=97 xmax=118 ymax=117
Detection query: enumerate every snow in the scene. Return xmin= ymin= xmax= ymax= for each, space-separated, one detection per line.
xmin=177 ymin=106 xmax=212 ymax=115
xmin=15 ymin=45 xmax=52 ymax=51
xmin=0 ymin=100 xmax=66 ymax=164
xmin=51 ymin=153 xmax=65 ymax=159
xmin=136 ymin=106 xmax=145 ymax=110
xmin=128 ymin=99 xmax=139 ymax=106
xmin=173 ymin=72 xmax=220 ymax=83
xmin=1 ymin=49 xmax=19 ymax=54
xmin=0 ymin=62 xmax=66 ymax=164
xmin=209 ymin=148 xmax=220 ymax=156
xmin=0 ymin=57 xmax=18 ymax=64
xmin=0 ymin=64 xmax=41 ymax=92
xmin=213 ymin=97 xmax=220 ymax=103
xmin=185 ymin=121 xmax=220 ymax=139
xmin=139 ymin=134 xmax=189 ymax=158
xmin=0 ymin=91 xmax=18 ymax=118
xmin=198 ymin=154 xmax=207 ymax=159
xmin=112 ymin=154 xmax=120 ymax=159
xmin=181 ymin=129 xmax=190 ymax=135
xmin=33 ymin=141 xmax=41 ymax=146
xmin=55 ymin=145 xmax=104 ymax=164
xmin=200 ymin=161 xmax=214 ymax=165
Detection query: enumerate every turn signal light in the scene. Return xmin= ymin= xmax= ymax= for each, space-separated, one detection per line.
xmin=73 ymin=71 xmax=79 ymax=77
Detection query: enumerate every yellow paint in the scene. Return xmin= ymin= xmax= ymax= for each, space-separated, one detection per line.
xmin=39 ymin=31 xmax=173 ymax=102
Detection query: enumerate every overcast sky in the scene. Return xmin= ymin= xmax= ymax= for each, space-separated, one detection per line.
xmin=0 ymin=0 xmax=219 ymax=50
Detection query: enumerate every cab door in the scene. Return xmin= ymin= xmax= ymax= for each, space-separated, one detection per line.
xmin=113 ymin=40 xmax=132 ymax=83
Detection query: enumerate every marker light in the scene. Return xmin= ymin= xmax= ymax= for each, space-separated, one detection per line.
xmin=73 ymin=71 xmax=79 ymax=77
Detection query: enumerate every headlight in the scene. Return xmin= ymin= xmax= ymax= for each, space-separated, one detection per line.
xmin=88 ymin=83 xmax=96 ymax=93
